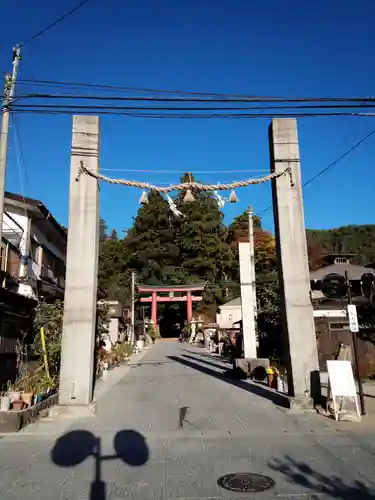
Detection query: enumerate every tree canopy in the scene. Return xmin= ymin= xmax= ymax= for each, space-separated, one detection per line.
xmin=97 ymin=185 xmax=375 ymax=324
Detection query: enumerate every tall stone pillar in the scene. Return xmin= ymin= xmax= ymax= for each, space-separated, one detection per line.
xmin=269 ymin=118 xmax=320 ymax=406
xmin=59 ymin=116 xmax=100 ymax=407
xmin=239 ymin=241 xmax=257 ymax=359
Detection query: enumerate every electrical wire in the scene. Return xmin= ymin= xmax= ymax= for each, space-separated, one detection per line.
xmin=11 ymin=115 xmax=31 ymax=193
xmin=100 ymin=169 xmax=270 ymax=174
xmin=256 ymin=127 xmax=375 ymax=216
xmin=10 ymin=104 xmax=375 ymax=112
xmin=302 ymin=128 xmax=375 ymax=188
xmin=17 ymin=79 xmax=285 ymax=99
xmin=17 ymin=79 xmax=375 ymax=103
xmin=11 ymin=115 xmax=30 ymax=238
xmin=8 ymin=108 xmax=375 ymax=118
xmin=21 ymin=0 xmax=95 ymax=46
xmin=13 ymin=90 xmax=375 ymax=104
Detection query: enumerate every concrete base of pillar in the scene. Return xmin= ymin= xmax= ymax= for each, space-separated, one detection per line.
xmin=233 ymin=357 xmax=270 ymax=379
xmin=49 ymin=403 xmax=96 ymax=419
xmin=288 ymin=396 xmax=315 ymax=412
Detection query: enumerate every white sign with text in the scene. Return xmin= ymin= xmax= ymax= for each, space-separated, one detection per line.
xmin=326 ymin=360 xmax=360 ymax=421
xmin=347 ymin=304 xmax=359 ymax=333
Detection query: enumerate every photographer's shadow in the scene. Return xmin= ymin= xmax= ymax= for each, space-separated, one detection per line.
xmin=51 ymin=429 xmax=149 ymax=500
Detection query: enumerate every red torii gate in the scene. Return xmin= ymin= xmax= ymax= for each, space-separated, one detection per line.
xmin=138 ymin=283 xmax=206 ymax=325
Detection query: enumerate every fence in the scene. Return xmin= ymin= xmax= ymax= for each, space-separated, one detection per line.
xmin=315 ymin=318 xmax=375 ymax=378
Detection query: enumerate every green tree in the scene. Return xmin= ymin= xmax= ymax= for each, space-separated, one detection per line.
xmin=307 ymin=225 xmax=375 ymax=266
xmin=124 ymin=191 xmax=181 ymax=284
xmin=98 ymin=220 xmax=131 ymax=305
xmin=99 ymin=218 xmax=108 ymax=243
xmin=173 ymin=173 xmax=233 ymax=284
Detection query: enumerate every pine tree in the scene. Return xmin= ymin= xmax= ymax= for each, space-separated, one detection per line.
xmin=98 ymin=220 xmax=131 ymax=305
xmin=124 ymin=191 xmax=181 ymax=284
xmin=173 ymin=173 xmax=233 ymax=285
xmin=166 ymin=173 xmax=234 ymax=320
xmin=99 ymin=218 xmax=108 ymax=244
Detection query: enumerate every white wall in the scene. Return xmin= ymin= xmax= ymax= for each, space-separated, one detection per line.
xmin=217 ymin=306 xmax=242 ymax=329
xmin=2 ymin=210 xmax=29 ymax=277
xmin=2 ymin=203 xmax=66 ymax=298
xmin=2 ymin=210 xmax=28 ymax=252
xmin=31 ymin=223 xmax=66 ymax=262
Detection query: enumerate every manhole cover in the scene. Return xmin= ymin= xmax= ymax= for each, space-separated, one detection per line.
xmin=217 ymin=473 xmax=275 ymax=493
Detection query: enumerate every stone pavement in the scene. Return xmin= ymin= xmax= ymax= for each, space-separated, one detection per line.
xmin=1 ymin=340 xmax=375 ymax=499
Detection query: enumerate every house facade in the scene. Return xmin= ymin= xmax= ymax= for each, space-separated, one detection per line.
xmin=309 ymin=254 xmax=375 ymax=376
xmin=216 ymin=297 xmax=242 ymax=329
xmin=1 ymin=192 xmax=67 ymax=301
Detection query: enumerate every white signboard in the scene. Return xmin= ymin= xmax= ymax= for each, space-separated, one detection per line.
xmin=347 ymin=304 xmax=359 ymax=333
xmin=313 ymin=309 xmax=347 ymax=318
xmin=326 ymin=360 xmax=360 ymax=421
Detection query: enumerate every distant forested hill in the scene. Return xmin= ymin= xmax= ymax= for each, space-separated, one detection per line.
xmin=307 ymin=225 xmax=375 ymax=268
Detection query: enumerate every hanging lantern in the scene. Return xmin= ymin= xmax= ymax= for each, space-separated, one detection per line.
xmin=229 ymin=189 xmax=238 ymax=203
xmin=139 ymin=191 xmax=149 ymax=205
xmin=184 ymin=189 xmax=195 ymax=203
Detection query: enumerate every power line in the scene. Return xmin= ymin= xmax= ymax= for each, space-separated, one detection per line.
xmin=21 ymin=0 xmax=94 ymax=46
xmin=16 ymin=90 xmax=375 ymax=104
xmin=256 ymin=127 xmax=375 ymax=216
xmin=11 ymin=115 xmax=31 ymax=192
xmin=8 ymin=108 xmax=375 ymax=118
xmin=17 ymin=79 xmax=375 ymax=104
xmin=10 ymin=104 xmax=375 ymax=113
xmin=17 ymin=78 xmax=285 ymax=99
xmin=302 ymin=128 xmax=375 ymax=188
xmin=100 ymin=168 xmax=270 ymax=174
xmin=11 ymin=93 xmax=375 ymax=107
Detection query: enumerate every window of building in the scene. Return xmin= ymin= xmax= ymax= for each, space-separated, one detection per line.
xmin=30 ymin=239 xmax=40 ymax=263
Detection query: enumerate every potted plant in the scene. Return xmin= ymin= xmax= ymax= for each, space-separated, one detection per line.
xmin=266 ymin=366 xmax=279 ymax=389
xmin=12 ymin=399 xmax=25 ymax=411
xmin=0 ymin=393 xmax=11 ymax=411
xmin=19 ymin=372 xmax=36 ymax=408
xmin=6 ymin=380 xmax=21 ymax=403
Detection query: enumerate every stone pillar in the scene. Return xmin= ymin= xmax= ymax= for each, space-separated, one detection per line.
xmin=59 ymin=116 xmax=100 ymax=407
xmin=269 ymin=118 xmax=320 ymax=405
xmin=151 ymin=291 xmax=157 ymax=325
xmin=239 ymin=241 xmax=257 ymax=358
xmin=187 ymin=291 xmax=193 ymax=321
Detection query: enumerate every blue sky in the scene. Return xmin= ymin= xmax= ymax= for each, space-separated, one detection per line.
xmin=1 ymin=0 xmax=375 ymax=234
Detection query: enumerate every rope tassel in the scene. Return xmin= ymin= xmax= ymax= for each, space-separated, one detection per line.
xmin=229 ymin=189 xmax=239 ymax=203
xmin=139 ymin=191 xmax=149 ymax=205
xmin=184 ymin=189 xmax=195 ymax=203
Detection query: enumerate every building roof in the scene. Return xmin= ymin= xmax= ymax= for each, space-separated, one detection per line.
xmin=5 ymin=191 xmax=67 ymax=243
xmin=220 ymin=297 xmax=241 ymax=309
xmin=310 ymin=263 xmax=375 ymax=281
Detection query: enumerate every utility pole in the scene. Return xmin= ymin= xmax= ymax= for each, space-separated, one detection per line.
xmin=0 ymin=46 xmax=21 ymax=242
xmin=131 ymin=270 xmax=136 ymax=342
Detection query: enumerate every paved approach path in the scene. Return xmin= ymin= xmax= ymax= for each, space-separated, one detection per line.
xmin=2 ymin=340 xmax=375 ymax=499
